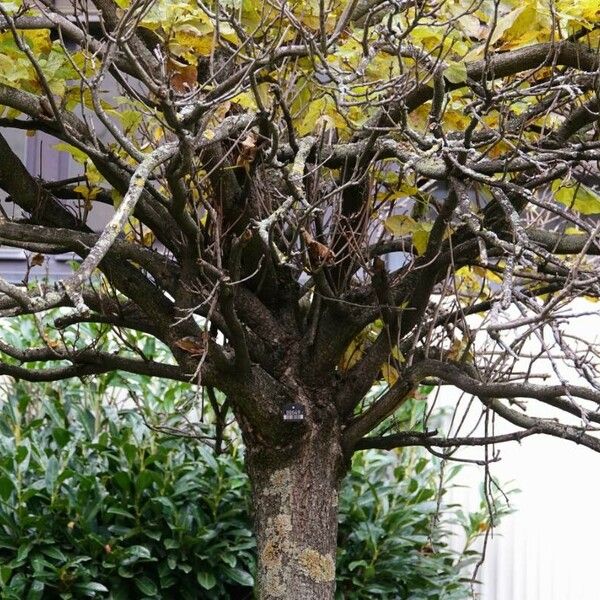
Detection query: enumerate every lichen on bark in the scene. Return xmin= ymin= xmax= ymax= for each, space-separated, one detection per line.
xmin=298 ymin=547 xmax=335 ymax=582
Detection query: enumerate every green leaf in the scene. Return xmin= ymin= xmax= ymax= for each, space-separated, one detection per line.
xmin=0 ymin=476 xmax=15 ymax=501
xmin=222 ymin=553 xmax=236 ymax=568
xmin=134 ymin=575 xmax=158 ymax=596
xmin=44 ymin=399 xmax=66 ymax=427
xmin=106 ymin=506 xmax=135 ymax=519
xmin=40 ymin=546 xmax=66 ymax=562
xmin=197 ymin=571 xmax=216 ymax=590
xmin=26 ymin=580 xmax=44 ymax=600
xmin=348 ymin=560 xmax=368 ymax=571
xmin=144 ymin=529 xmax=162 ymax=541
xmin=45 ymin=456 xmax=60 ymax=491
xmin=51 ymin=428 xmax=71 ymax=448
xmin=16 ymin=543 xmax=32 ymax=564
xmin=73 ymin=581 xmax=109 ymax=596
xmin=121 ymin=545 xmax=153 ymax=566
xmin=113 ymin=471 xmax=131 ymax=492
xmin=15 ymin=445 xmax=28 ymax=464
xmin=69 ymin=405 xmax=97 ymax=441
xmin=136 ymin=470 xmax=156 ymax=493
xmin=221 ymin=565 xmax=254 ymax=586
xmin=0 ymin=566 xmax=12 ymax=586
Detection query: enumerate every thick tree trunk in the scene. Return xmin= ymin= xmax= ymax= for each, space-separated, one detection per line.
xmin=246 ymin=418 xmax=343 ymax=600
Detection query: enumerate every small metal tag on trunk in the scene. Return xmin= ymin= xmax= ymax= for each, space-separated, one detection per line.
xmin=283 ymin=403 xmax=305 ymax=422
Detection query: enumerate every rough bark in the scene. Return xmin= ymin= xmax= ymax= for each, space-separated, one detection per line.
xmin=245 ymin=401 xmax=344 ymax=600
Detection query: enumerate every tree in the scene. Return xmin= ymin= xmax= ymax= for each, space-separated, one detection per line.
xmin=0 ymin=0 xmax=599 ymax=597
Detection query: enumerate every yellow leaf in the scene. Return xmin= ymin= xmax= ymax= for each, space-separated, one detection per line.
xmin=384 ymin=216 xmax=432 ymax=254
xmin=472 ymin=266 xmax=503 ymax=284
xmin=111 ymin=189 xmax=122 ymax=208
xmin=384 ymin=215 xmax=418 ymax=236
xmin=391 ymin=346 xmax=405 ymax=363
xmin=552 ymin=179 xmax=600 ymax=215
xmin=296 ymin=96 xmax=346 ymax=136
xmin=339 ymin=337 xmax=364 ymax=371
xmin=448 ymin=338 xmax=469 ymax=361
xmin=365 ymin=52 xmax=401 ymax=80
xmin=386 ymin=182 xmax=419 ymax=201
xmin=152 ymin=126 xmax=165 ymax=142
xmin=23 ymin=29 xmax=53 ymax=56
xmin=445 ymin=61 xmax=468 ymax=84
xmin=489 ymin=1 xmax=552 ymax=49
xmin=410 ymin=24 xmax=445 ymax=51
xmin=489 ymin=6 xmax=527 ymax=45
xmin=558 ymin=0 xmax=600 ymax=28
xmin=85 ymin=163 xmax=104 ymax=186
xmin=143 ymin=229 xmax=155 ymax=247
xmin=169 ymin=30 xmax=214 ymax=61
xmin=53 ymin=143 xmax=88 ymax=164
xmin=412 ymin=229 xmax=430 ymax=255
xmin=117 ymin=109 xmax=143 ymax=133
xmin=241 ymin=0 xmax=265 ymax=31
xmin=73 ymin=185 xmax=101 ymax=201
xmin=232 ymin=91 xmax=258 ymax=110
xmin=348 ymin=105 xmax=369 ymax=128
xmin=381 ymin=363 xmax=399 ymax=386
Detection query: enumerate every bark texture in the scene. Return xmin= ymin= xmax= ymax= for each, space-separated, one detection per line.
xmin=246 ymin=404 xmax=344 ymax=600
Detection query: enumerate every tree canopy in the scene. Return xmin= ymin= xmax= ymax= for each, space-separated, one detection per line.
xmin=0 ymin=0 xmax=600 ymax=597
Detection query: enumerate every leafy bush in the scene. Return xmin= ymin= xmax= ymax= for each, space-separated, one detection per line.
xmin=0 ymin=377 xmax=510 ymax=599
xmin=0 ymin=381 xmax=254 ymax=599
xmin=337 ymin=452 xmax=502 ymax=600
xmin=337 ymin=390 xmax=515 ymax=600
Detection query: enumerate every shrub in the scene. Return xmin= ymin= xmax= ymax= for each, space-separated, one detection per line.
xmin=0 ymin=378 xmax=510 ymax=599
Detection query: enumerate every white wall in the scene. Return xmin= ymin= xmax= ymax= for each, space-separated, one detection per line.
xmin=442 ymin=299 xmax=600 ymax=599
xmin=447 ymin=432 xmax=600 ymax=600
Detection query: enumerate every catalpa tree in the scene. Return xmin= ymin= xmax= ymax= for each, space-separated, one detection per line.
xmin=0 ymin=0 xmax=600 ymax=597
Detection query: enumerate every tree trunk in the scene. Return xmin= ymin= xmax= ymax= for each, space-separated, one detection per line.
xmin=246 ymin=418 xmax=344 ymax=600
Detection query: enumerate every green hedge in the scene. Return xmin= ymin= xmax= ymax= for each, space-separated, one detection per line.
xmin=0 ymin=378 xmax=510 ymax=599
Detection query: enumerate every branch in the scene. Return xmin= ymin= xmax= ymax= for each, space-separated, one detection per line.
xmin=344 ymin=357 xmax=600 ymax=452
xmin=527 ymin=228 xmax=600 ymax=255
xmin=342 ymin=361 xmax=430 ymax=450
xmin=219 ymin=235 xmax=252 ymax=374
xmin=419 ymin=359 xmax=600 ymax=406
xmin=355 ymin=428 xmax=543 ymax=450
xmin=0 ymin=352 xmax=191 ymax=383
xmin=64 ymin=143 xmax=178 ymax=311
xmin=482 ymin=396 xmax=600 ymax=454
xmin=334 ymin=260 xmax=401 ymax=407
xmin=374 ymin=41 xmax=600 ymax=129
xmin=552 ymin=97 xmax=599 ymax=143
xmin=0 ymin=222 xmax=180 ymax=285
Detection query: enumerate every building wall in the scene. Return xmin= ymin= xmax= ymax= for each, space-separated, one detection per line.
xmin=449 ymin=431 xmax=600 ymax=600
xmin=0 ymin=129 xmax=113 ymax=281
xmin=444 ymin=300 xmax=600 ymax=599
